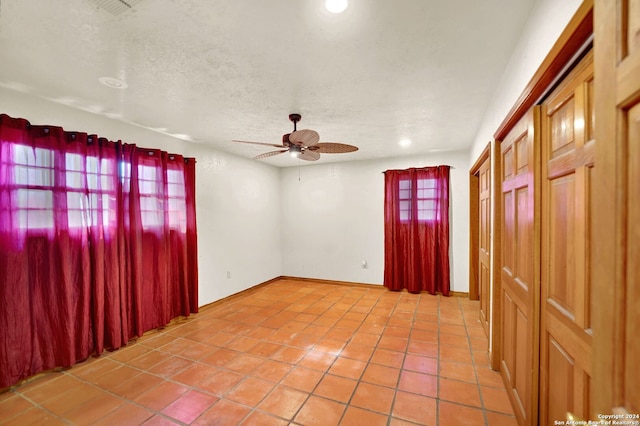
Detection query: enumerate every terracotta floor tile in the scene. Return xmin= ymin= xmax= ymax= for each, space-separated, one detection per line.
xmin=108 ymin=344 xmax=153 ymax=363
xmin=350 ymin=381 xmax=395 ymax=414
xmin=70 ymin=357 xmax=121 ymax=380
xmin=1 ymin=407 xmax=66 ymax=426
xmin=403 ymin=354 xmax=438 ymax=375
xmin=142 ymin=414 xmax=182 ymax=425
xmin=439 ymin=377 xmax=482 ymax=407
xmin=225 ymin=377 xmax=275 ymax=406
xmin=281 ymin=367 xmax=324 ymax=392
xmin=257 ymin=385 xmax=309 ymax=420
xmin=392 ymin=390 xmax=437 ymax=425
xmin=313 ymin=374 xmax=357 ymax=403
xmin=314 ymin=337 xmax=347 ymax=355
xmin=251 ymin=359 xmax=292 ymax=383
xmin=62 ymin=392 xmax=125 ymax=424
xmin=481 ymin=386 xmax=514 ymax=414
xmin=299 ymin=350 xmax=337 ymax=371
xmin=157 ymin=337 xmax=194 ymax=354
xmin=409 ymin=329 xmax=438 ymax=343
xmin=192 ymin=399 xmax=251 ymax=426
xmin=128 ymin=350 xmax=173 ymax=370
xmin=440 ymin=323 xmax=468 ymax=336
xmin=223 ymin=353 xmax=265 ymax=374
xmin=350 ymin=332 xmax=380 ymax=347
xmin=383 ymin=326 xmax=411 ymax=339
xmin=361 ymin=364 xmax=401 ymax=388
xmin=438 ymin=400 xmax=486 ymax=425
xmin=225 ymin=336 xmax=261 ymax=352
xmin=407 ymin=340 xmax=439 ymax=357
xmin=170 ymin=362 xmax=219 ymax=386
xmin=325 ymin=327 xmax=354 ymax=341
xmin=241 ymin=410 xmax=289 ymax=425
xmin=378 ymin=336 xmax=408 ymax=352
xmin=440 ymin=333 xmax=471 ymax=349
xmin=476 ymin=366 xmax=506 ymax=388
xmin=196 ymin=369 xmax=244 ymax=395
xmin=147 ymin=356 xmax=192 ymax=378
xmin=485 ymin=411 xmax=519 ymax=425
xmin=398 ymin=370 xmax=438 ymax=398
xmin=271 ymin=346 xmax=308 ymax=364
xmin=413 ymin=319 xmax=439 ymax=331
xmin=110 ymin=371 xmax=164 ymax=399
xmin=439 ymin=359 xmax=477 ymax=383
xmin=341 ymin=406 xmax=389 ymax=426
xmin=177 ymin=341 xmax=217 ymax=360
xmin=140 ymin=333 xmax=176 ymax=348
xmin=0 ymin=394 xmax=34 ymax=419
xmin=162 ymin=389 xmax=219 ymax=424
xmin=439 ymin=345 xmax=473 ymax=364
xmin=19 ymin=373 xmax=84 ymax=403
xmin=370 ymin=348 xmax=405 ymax=368
xmin=293 ymin=395 xmax=345 ymax=426
xmin=247 ymin=341 xmax=283 ymax=358
xmin=341 ymin=342 xmax=375 ymax=361
xmin=134 ymin=380 xmax=190 ymax=411
xmin=201 ymin=347 xmax=238 ymax=367
xmin=92 ymin=402 xmax=154 ymax=426
xmin=290 ymin=333 xmax=322 ymax=349
xmin=41 ymin=383 xmax=103 ymax=416
xmin=328 ymin=357 xmax=366 ymax=380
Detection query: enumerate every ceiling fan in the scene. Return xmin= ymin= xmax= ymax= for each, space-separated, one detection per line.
xmin=232 ymin=114 xmax=359 ymax=161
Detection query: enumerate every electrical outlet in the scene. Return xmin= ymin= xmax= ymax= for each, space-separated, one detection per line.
xmin=226 ymin=271 xmax=231 ymax=279
xmin=361 ymin=260 xmax=368 ymax=269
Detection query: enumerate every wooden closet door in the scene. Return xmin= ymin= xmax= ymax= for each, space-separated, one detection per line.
xmin=540 ymin=50 xmax=594 ymax=424
xmin=593 ymin=0 xmax=640 ymax=417
xmin=479 ymin=157 xmax=491 ymax=336
xmin=499 ymin=107 xmax=540 ymax=426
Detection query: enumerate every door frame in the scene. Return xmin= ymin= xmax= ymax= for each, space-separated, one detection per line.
xmin=469 ymin=142 xmax=503 ymax=369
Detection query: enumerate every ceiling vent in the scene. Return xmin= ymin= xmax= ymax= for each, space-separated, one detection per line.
xmin=87 ymin=0 xmax=144 ymax=16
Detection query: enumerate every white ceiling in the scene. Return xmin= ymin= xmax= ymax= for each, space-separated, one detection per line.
xmin=0 ymin=0 xmax=535 ymax=167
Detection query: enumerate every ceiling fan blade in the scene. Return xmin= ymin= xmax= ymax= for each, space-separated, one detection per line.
xmin=298 ymin=150 xmax=321 ymax=161
xmin=289 ymin=129 xmax=320 ymax=146
xmin=314 ymin=142 xmax=359 ymax=153
xmin=253 ymin=149 xmax=288 ymax=160
xmin=233 ymin=140 xmax=286 ymax=148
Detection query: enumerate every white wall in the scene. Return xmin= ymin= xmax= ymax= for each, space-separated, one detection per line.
xmin=280 ymin=151 xmax=470 ymax=293
xmin=0 ymin=87 xmax=282 ymax=306
xmin=469 ymin=0 xmax=583 ymax=163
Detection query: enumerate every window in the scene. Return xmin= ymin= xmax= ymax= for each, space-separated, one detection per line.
xmin=12 ymin=144 xmax=55 ymax=230
xmin=398 ymin=178 xmax=438 ymax=222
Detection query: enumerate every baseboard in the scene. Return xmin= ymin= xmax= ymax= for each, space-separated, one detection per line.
xmin=279 ymin=276 xmax=470 ymax=298
xmin=278 ymin=276 xmax=384 ymax=289
xmin=198 ymin=276 xmax=282 ymax=312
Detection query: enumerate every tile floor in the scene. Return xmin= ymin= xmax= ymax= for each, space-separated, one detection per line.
xmin=0 ymin=279 xmax=516 ymax=425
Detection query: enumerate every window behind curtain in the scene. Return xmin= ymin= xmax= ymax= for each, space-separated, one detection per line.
xmin=384 ymin=166 xmax=451 ymax=294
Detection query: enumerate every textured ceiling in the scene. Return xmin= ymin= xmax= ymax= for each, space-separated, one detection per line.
xmin=0 ymin=0 xmax=535 ymax=167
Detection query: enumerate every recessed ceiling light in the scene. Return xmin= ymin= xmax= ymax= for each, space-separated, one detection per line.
xmin=325 ymin=0 xmax=348 ymax=14
xmin=98 ymin=76 xmax=128 ymax=89
xmin=399 ymin=138 xmax=412 ymax=148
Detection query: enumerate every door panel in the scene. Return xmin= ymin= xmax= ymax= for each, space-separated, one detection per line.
xmin=499 ymin=108 xmax=539 ymax=425
xmin=479 ymin=157 xmax=491 ymax=336
xmin=593 ymin=0 xmax=640 ymax=415
xmin=540 ymin=50 xmax=593 ymax=423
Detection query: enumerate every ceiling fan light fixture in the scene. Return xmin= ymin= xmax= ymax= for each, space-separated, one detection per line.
xmin=325 ymin=0 xmax=348 ymax=14
xmin=290 ymin=145 xmax=302 ymax=157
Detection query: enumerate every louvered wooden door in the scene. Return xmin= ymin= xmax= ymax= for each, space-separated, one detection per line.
xmin=479 ymin=157 xmax=491 ymax=336
xmin=592 ymin=0 xmax=640 ymax=417
xmin=499 ymin=108 xmax=540 ymax=426
xmin=539 ymin=50 xmax=594 ymax=424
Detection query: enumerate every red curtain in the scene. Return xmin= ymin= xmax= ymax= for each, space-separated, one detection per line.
xmin=0 ymin=114 xmax=198 ymax=388
xmin=383 ymin=166 xmax=450 ymax=295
